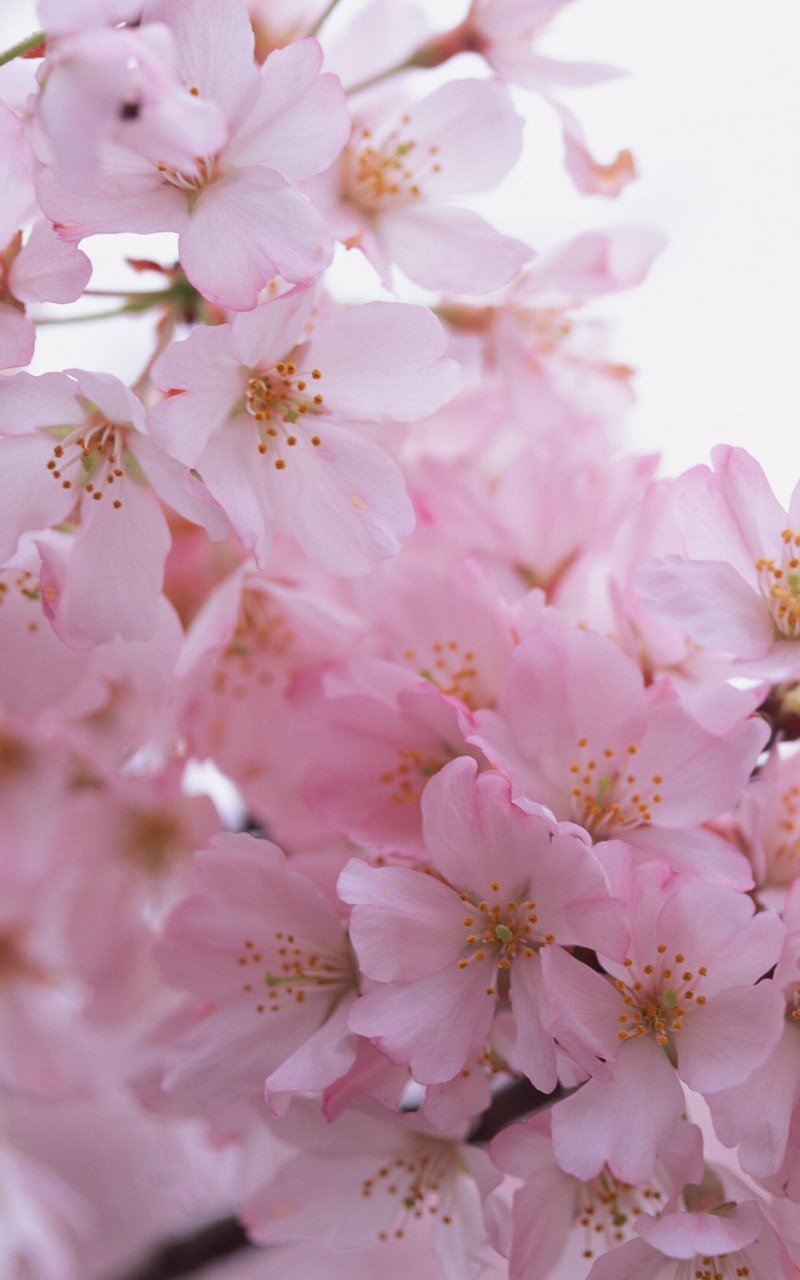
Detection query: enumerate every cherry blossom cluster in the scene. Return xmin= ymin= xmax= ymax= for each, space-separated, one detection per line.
xmin=2 ymin=2 xmax=799 ymax=1278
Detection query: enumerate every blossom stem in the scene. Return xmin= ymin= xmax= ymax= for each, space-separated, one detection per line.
xmin=81 ymin=289 xmax=171 ymax=298
xmin=307 ymin=0 xmax=344 ymax=38
xmin=36 ymin=289 xmax=176 ymax=324
xmin=345 ymin=23 xmax=475 ymax=96
xmin=0 ymin=30 xmax=46 ymax=67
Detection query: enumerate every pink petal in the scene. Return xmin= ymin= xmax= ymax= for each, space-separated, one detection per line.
xmin=338 ymin=861 xmax=467 ymax=982
xmin=382 ymin=204 xmax=532 ymax=294
xmin=676 ymin=983 xmax=786 ymax=1093
xmin=347 ymin=967 xmax=494 ymax=1083
xmin=227 ymin=39 xmax=349 ymax=181
xmin=179 ymin=166 xmax=333 ymax=309
xmin=306 ymin=302 xmax=459 ymax=422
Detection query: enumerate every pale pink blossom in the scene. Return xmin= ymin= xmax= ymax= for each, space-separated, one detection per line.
xmin=543 ymin=861 xmax=785 ymax=1184
xmin=148 ymin=287 xmax=457 ymax=573
xmin=37 ymin=1 xmax=349 ymax=308
xmin=487 ymin=1110 xmax=702 ymax=1279
xmin=636 ymin=445 xmax=800 ymax=680
xmin=156 ymin=833 xmax=359 ymax=1109
xmin=318 ymin=77 xmax=532 ymax=293
xmin=704 ymin=879 xmax=800 ymax=1189
xmin=724 ymin=744 xmax=800 ymax=900
xmin=470 ymin=608 xmax=767 ymax=886
xmin=36 ymin=20 xmax=228 ymax=187
xmin=245 ymin=1101 xmax=501 ymax=1280
xmin=175 ymin=559 xmax=362 ymax=849
xmin=587 ymin=1192 xmax=797 ymax=1280
xmin=339 ymin=756 xmax=627 ymax=1088
xmin=415 ymin=0 xmax=635 ymax=198
xmin=0 ymin=369 xmax=226 ymax=646
xmin=300 ymin=655 xmax=482 ymax=851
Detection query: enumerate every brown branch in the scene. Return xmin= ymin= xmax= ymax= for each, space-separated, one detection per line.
xmin=107 ymin=1216 xmax=250 ymax=1280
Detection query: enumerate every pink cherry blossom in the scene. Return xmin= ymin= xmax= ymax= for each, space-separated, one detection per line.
xmin=299 ymin=655 xmax=482 ymax=851
xmin=543 ymin=861 xmax=785 ymax=1184
xmin=245 ymin=1101 xmax=501 ymax=1280
xmin=148 ymin=287 xmax=458 ymax=573
xmin=587 ymin=1192 xmax=797 ymax=1280
xmin=36 ymin=1 xmax=350 ymax=308
xmin=339 ymin=756 xmax=627 ymax=1088
xmin=317 ymin=77 xmax=532 ymax=293
xmin=470 ymin=607 xmax=767 ymax=886
xmin=175 ymin=558 xmax=362 ymax=850
xmin=415 ymin=0 xmax=635 ymax=198
xmin=636 ymin=445 xmax=800 ymax=680
xmin=703 ymin=879 xmax=800 ymax=1189
xmin=35 ymin=20 xmax=228 ymax=187
xmin=0 ymin=368 xmax=226 ymax=646
xmin=156 ymin=832 xmax=359 ymax=1109
xmin=487 ymin=1110 xmax=702 ymax=1279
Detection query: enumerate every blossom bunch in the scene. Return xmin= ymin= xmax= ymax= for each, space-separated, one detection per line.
xmin=1 ymin=2 xmax=799 ymax=1279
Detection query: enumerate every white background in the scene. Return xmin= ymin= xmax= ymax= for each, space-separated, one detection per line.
xmin=2 ymin=0 xmax=799 ymax=497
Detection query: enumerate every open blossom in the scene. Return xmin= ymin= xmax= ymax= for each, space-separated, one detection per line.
xmin=415 ymin=0 xmax=635 ymax=198
xmin=586 ymin=1190 xmax=797 ymax=1280
xmin=35 ymin=19 xmax=228 ymax=187
xmin=542 ymin=860 xmax=785 ymax=1185
xmin=0 ymin=368 xmax=226 ymax=646
xmin=245 ymin=1101 xmax=501 ymax=1280
xmin=318 ymin=77 xmax=531 ymax=293
xmin=148 ymin=286 xmax=458 ymax=573
xmin=724 ymin=744 xmax=800 ymax=900
xmin=299 ymin=656 xmax=483 ymax=851
xmin=0 ymin=102 xmax=90 ymax=370
xmin=36 ymin=0 xmax=349 ymax=309
xmin=0 ymin=221 xmax=91 ymax=372
xmin=636 ymin=445 xmax=800 ymax=680
xmin=470 ymin=608 xmax=767 ymax=886
xmin=487 ymin=1111 xmax=702 ymax=1280
xmin=156 ymin=833 xmax=360 ymax=1109
xmin=704 ymin=879 xmax=800 ymax=1190
xmin=339 ymin=756 xmax=627 ymax=1089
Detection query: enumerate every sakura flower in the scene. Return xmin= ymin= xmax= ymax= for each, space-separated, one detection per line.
xmin=0 ymin=101 xmax=90 ymax=370
xmin=414 ymin=0 xmax=635 ymax=198
xmin=50 ymin=766 xmax=221 ymax=1023
xmin=300 ymin=655 xmax=483 ymax=851
xmin=542 ymin=861 xmax=785 ymax=1185
xmin=0 ymin=874 xmax=112 ymax=1099
xmin=636 ymin=445 xmax=800 ymax=680
xmin=0 ymin=368 xmax=226 ymax=646
xmin=338 ymin=756 xmax=627 ymax=1089
xmin=148 ymin=287 xmax=458 ymax=573
xmin=245 ymin=1100 xmax=501 ymax=1280
xmin=36 ymin=19 xmax=228 ymax=187
xmin=322 ymin=77 xmax=532 ymax=293
xmin=156 ymin=832 xmax=359 ymax=1110
xmin=487 ymin=1110 xmax=702 ymax=1279
xmin=586 ymin=1191 xmax=797 ymax=1280
xmin=470 ymin=608 xmax=767 ymax=886
xmin=724 ymin=744 xmax=800 ymax=901
xmin=175 ymin=559 xmax=362 ymax=849
xmin=704 ymin=879 xmax=800 ymax=1189
xmin=37 ymin=0 xmax=350 ymax=309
